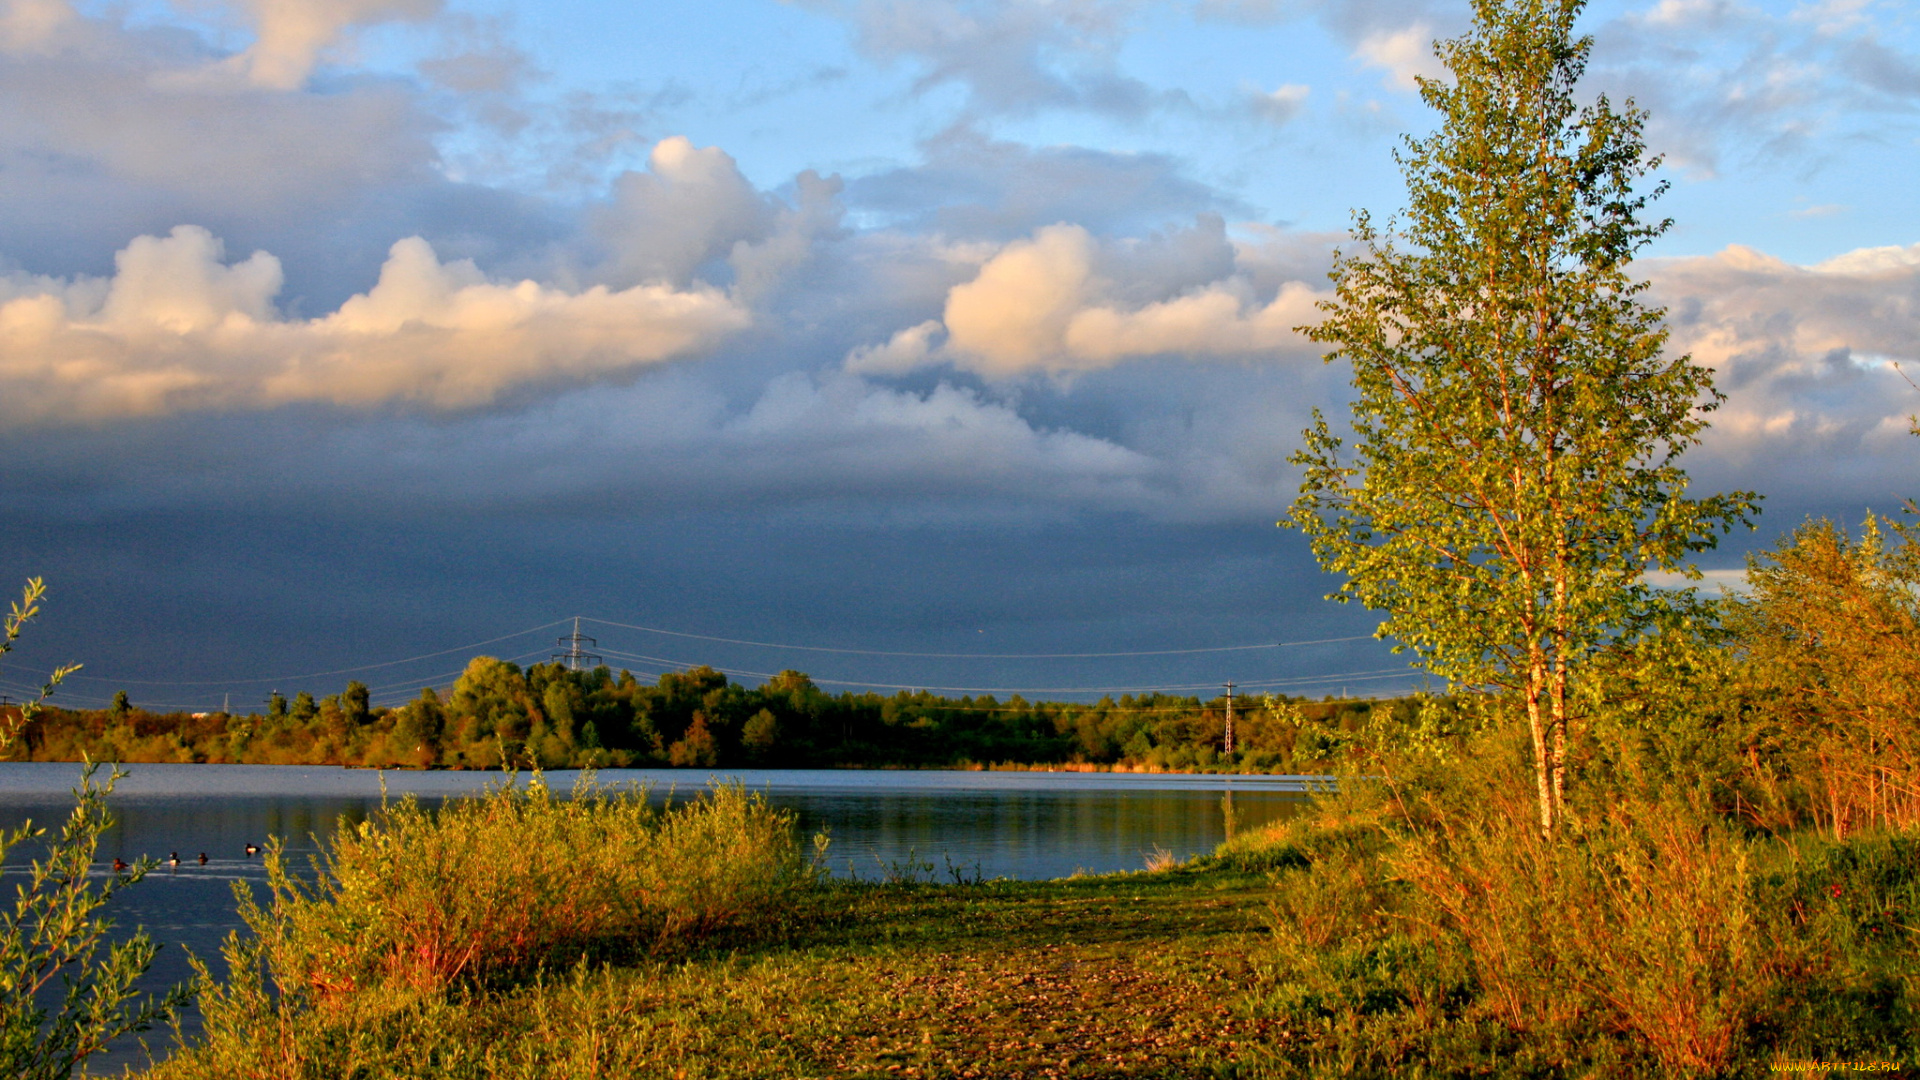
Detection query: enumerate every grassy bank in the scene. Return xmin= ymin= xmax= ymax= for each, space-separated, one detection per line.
xmin=149 ymin=845 xmax=1276 ymax=1078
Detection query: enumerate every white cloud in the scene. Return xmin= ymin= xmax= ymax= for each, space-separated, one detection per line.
xmin=1811 ymin=241 xmax=1920 ymax=275
xmin=846 ymin=221 xmax=1329 ymax=377
xmin=1646 ymin=241 xmax=1920 ymax=475
xmin=1789 ymin=203 xmax=1848 ymax=220
xmin=0 ymin=225 xmax=749 ymax=420
xmin=588 ymin=137 xmax=778 ymax=289
xmin=723 ymin=371 xmax=1157 ymax=496
xmin=1592 ymin=0 xmax=1920 ymax=176
xmin=1354 ymin=23 xmax=1441 ymax=90
xmin=0 ymin=0 xmax=446 ymax=274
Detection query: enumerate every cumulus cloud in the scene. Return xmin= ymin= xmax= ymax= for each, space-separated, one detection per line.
xmin=0 ymin=224 xmax=749 ymax=420
xmin=847 ymin=219 xmax=1328 ymax=377
xmin=719 ymin=372 xmax=1160 ymax=499
xmin=580 ymin=138 xmax=846 ymax=306
xmin=845 ymin=319 xmax=945 ymax=375
xmin=588 ymin=138 xmax=780 ymax=289
xmin=1646 ymin=242 xmax=1920 ymax=480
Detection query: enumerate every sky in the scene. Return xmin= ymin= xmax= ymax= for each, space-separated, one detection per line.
xmin=0 ymin=0 xmax=1915 ymax=711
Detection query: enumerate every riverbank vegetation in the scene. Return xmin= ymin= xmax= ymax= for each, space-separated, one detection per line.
xmin=152 ymin=847 xmax=1275 ymax=1080
xmin=10 ymin=671 xmax=1402 ymax=775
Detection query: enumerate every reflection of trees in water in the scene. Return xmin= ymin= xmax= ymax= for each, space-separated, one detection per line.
xmin=763 ymin=788 xmax=1302 ymax=879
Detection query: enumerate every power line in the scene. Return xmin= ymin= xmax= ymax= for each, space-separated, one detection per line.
xmin=592 ymin=645 xmax=1413 ymax=696
xmin=579 ymin=616 xmax=1376 ymax=659
xmin=14 ymin=612 xmax=1400 ymax=707
xmin=27 ymin=646 xmax=560 ymax=714
xmin=778 ymin=668 xmax=1417 ymax=697
xmin=51 ymin=620 xmax=572 ymax=687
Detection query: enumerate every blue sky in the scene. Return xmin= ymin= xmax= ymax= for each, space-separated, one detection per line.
xmin=0 ymin=0 xmax=1914 ymax=709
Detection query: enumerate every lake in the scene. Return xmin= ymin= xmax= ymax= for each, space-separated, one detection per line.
xmin=0 ymin=762 xmax=1317 ymax=1066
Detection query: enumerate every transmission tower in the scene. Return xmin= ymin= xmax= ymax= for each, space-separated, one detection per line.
xmin=553 ymin=617 xmax=603 ymax=671
xmin=1223 ymin=680 xmax=1236 ymax=755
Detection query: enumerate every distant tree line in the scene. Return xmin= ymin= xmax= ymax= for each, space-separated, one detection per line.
xmin=7 ymin=659 xmax=1416 ymax=773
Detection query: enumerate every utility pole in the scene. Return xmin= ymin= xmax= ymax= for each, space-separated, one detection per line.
xmin=1223 ymin=680 xmax=1236 ymax=755
xmin=553 ymin=617 xmax=603 ymax=672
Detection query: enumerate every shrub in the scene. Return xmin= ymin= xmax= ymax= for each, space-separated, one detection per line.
xmin=1730 ymin=515 xmax=1920 ymax=838
xmin=1239 ymin=747 xmax=1920 ymax=1077
xmin=0 ymin=579 xmax=185 ymax=1079
xmin=174 ymin=773 xmax=820 ymax=1074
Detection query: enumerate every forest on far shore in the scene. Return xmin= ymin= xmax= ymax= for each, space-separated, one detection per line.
xmin=6 ymin=660 xmax=1397 ymax=774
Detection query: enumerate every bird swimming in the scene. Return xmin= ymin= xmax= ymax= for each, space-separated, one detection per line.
xmin=244 ymin=843 xmax=260 ymax=856
xmin=111 ymin=857 xmax=127 ymax=873
xmin=198 ymin=852 xmax=208 ymax=865
xmin=168 ymin=852 xmax=180 ymax=868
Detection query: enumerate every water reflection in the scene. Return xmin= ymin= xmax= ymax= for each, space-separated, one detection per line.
xmin=0 ymin=763 xmax=1317 ymax=886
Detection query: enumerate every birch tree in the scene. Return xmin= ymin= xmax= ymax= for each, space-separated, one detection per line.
xmin=1287 ymin=0 xmax=1756 ymax=833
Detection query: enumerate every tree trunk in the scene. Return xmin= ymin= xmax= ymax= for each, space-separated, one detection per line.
xmin=1526 ymin=647 xmax=1555 ymax=834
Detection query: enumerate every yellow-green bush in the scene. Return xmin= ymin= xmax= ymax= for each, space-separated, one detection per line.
xmin=167 ymin=775 xmax=819 ymax=1076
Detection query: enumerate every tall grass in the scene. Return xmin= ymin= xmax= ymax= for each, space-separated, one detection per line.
xmin=165 ymin=774 xmax=818 ymax=1077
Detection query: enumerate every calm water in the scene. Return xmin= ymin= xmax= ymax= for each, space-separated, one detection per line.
xmin=0 ymin=762 xmax=1315 ymax=1066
